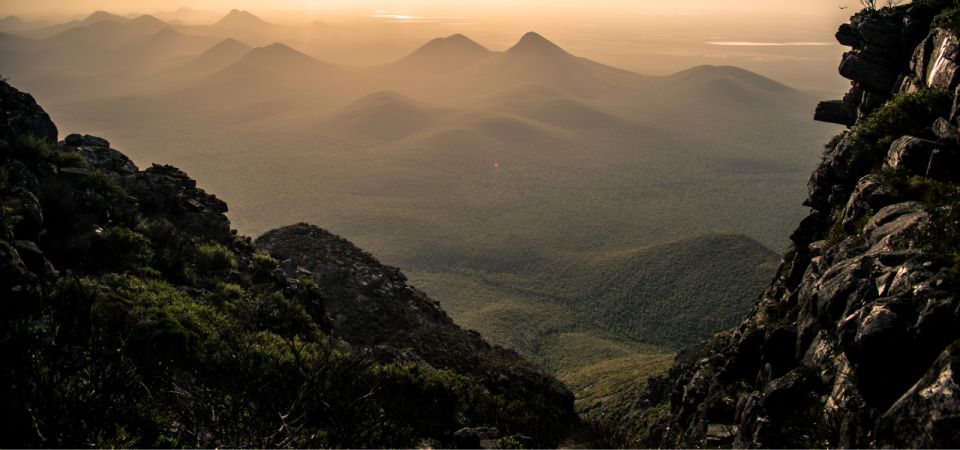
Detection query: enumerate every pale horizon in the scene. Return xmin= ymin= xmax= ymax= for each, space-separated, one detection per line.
xmin=1 ymin=0 xmax=868 ymax=92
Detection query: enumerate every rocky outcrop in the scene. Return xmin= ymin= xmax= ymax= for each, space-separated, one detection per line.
xmin=645 ymin=4 xmax=960 ymax=448
xmin=817 ymin=4 xmax=942 ymax=125
xmin=0 ymin=81 xmax=57 ymax=145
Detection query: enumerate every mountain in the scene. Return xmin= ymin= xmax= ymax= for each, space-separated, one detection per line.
xmin=0 ymin=16 xmax=40 ymax=33
xmin=393 ymin=34 xmax=492 ymax=72
xmin=669 ymin=64 xmax=793 ymax=92
xmin=23 ymin=10 xmax=129 ymax=38
xmin=455 ymin=32 xmax=647 ymax=98
xmin=214 ymin=9 xmax=274 ymax=30
xmin=629 ymin=4 xmax=960 ymax=448
xmin=222 ymin=42 xmax=326 ymax=73
xmin=179 ymin=38 xmax=252 ymax=75
xmin=325 ymin=91 xmax=450 ymax=140
xmin=0 ymin=79 xmax=575 ymax=448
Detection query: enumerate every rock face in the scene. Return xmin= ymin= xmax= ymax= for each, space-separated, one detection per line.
xmin=817 ymin=4 xmax=940 ymax=125
xmin=643 ymin=5 xmax=960 ymax=448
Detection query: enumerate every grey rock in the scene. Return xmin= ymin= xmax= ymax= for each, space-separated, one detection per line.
xmin=815 ymin=100 xmax=856 ymax=126
xmin=885 ymin=135 xmax=941 ymax=175
xmin=933 ymin=117 xmax=960 ymax=145
xmin=862 ymin=201 xmax=927 ymax=248
xmin=876 ymin=341 xmax=960 ymax=448
xmin=839 ymin=51 xmax=900 ymax=92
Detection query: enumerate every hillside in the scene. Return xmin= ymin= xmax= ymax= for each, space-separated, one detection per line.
xmin=628 ymin=3 xmax=960 ymax=448
xmin=0 ymin=80 xmax=575 ymax=448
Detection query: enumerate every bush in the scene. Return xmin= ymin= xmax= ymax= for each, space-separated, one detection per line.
xmin=844 ymin=89 xmax=951 ymax=177
xmin=90 ymin=227 xmax=154 ymax=273
xmin=196 ymin=242 xmax=237 ymax=273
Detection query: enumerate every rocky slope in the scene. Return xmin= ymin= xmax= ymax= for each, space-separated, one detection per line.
xmin=637 ymin=2 xmax=960 ymax=448
xmin=0 ymin=80 xmax=574 ymax=448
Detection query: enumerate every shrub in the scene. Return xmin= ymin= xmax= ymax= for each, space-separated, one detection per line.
xmin=90 ymin=227 xmax=154 ymax=273
xmin=933 ymin=6 xmax=960 ymax=36
xmin=138 ymin=219 xmax=198 ymax=283
xmin=249 ymin=251 xmax=279 ymax=282
xmin=196 ymin=242 xmax=237 ymax=273
xmin=844 ymin=89 xmax=951 ymax=177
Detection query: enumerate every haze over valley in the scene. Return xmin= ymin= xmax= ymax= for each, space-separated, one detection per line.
xmin=0 ymin=2 xmax=842 ymax=406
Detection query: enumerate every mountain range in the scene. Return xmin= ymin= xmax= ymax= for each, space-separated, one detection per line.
xmin=0 ymin=9 xmax=840 ymax=419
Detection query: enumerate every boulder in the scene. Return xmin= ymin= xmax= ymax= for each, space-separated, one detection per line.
xmin=814 ymin=100 xmax=856 ymax=126
xmin=932 ymin=117 xmax=960 ymax=145
xmin=836 ymin=23 xmax=862 ymax=48
xmin=841 ymin=174 xmax=885 ymax=235
xmin=839 ymin=51 xmax=900 ymax=92
xmin=885 ymin=135 xmax=940 ymax=175
xmin=925 ymin=29 xmax=960 ymax=91
xmin=863 ymin=201 xmax=928 ymax=250
xmin=876 ymin=340 xmax=960 ymax=448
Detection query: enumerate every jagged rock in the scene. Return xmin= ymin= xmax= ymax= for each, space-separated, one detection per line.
xmin=839 ymin=51 xmax=901 ymax=92
xmin=841 ymin=174 xmax=885 ymax=235
xmin=814 ymin=100 xmax=856 ymax=126
xmin=127 ymin=164 xmax=231 ymax=242
xmin=862 ymin=201 xmax=927 ymax=249
xmin=836 ymin=23 xmax=861 ymax=48
xmin=68 ymin=143 xmax=139 ymax=176
xmin=63 ymin=133 xmax=110 ymax=148
xmin=925 ymin=29 xmax=960 ymax=91
xmin=0 ymin=81 xmax=57 ymax=144
xmin=933 ymin=117 xmax=960 ymax=145
xmin=885 ymin=135 xmax=940 ymax=175
xmin=876 ymin=340 xmax=960 ymax=448
xmin=639 ymin=8 xmax=960 ymax=448
xmin=12 ymin=240 xmax=55 ymax=277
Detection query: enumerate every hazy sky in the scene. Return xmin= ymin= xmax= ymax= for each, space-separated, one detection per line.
xmin=1 ymin=0 xmax=870 ymax=92
xmin=4 ymin=0 xmax=864 ymax=21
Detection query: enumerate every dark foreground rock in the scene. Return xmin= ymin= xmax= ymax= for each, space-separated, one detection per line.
xmin=640 ymin=4 xmax=960 ymax=448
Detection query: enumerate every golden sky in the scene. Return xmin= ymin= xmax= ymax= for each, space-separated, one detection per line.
xmin=5 ymin=0 xmax=865 ymax=21
xmin=1 ymin=0 xmax=870 ymax=93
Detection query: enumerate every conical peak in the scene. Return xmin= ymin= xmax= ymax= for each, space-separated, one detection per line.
xmin=508 ymin=31 xmax=567 ymax=55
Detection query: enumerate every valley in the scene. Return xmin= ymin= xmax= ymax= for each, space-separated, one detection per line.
xmin=0 ymin=9 xmax=840 ymax=412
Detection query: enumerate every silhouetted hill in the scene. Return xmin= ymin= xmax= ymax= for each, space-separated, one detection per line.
xmin=223 ymin=42 xmax=326 ymax=73
xmin=214 ymin=9 xmax=273 ymax=29
xmin=0 ymin=16 xmax=37 ymax=33
xmin=394 ymin=34 xmax=491 ymax=72
xmin=180 ymin=38 xmax=252 ymax=74
xmin=327 ymin=91 xmax=449 ymax=140
xmin=669 ymin=64 xmax=793 ymax=92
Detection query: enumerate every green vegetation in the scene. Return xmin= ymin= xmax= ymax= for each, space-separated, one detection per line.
xmin=932 ymin=4 xmax=960 ymax=36
xmin=0 ymin=134 xmax=568 ymax=448
xmin=842 ymin=89 xmax=950 ymax=176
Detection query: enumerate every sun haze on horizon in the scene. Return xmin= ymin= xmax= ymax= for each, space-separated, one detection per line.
xmin=1 ymin=0 xmax=863 ymax=93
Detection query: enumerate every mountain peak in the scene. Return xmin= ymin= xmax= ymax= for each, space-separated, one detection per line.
xmin=507 ymin=31 xmax=568 ymax=56
xmin=241 ymin=42 xmax=320 ymax=66
xmin=399 ymin=33 xmax=490 ymax=71
xmin=216 ymin=9 xmax=269 ymax=27
xmin=205 ymin=37 xmax=250 ymax=54
xmin=85 ymin=10 xmax=127 ymax=23
xmin=671 ymin=65 xmax=793 ymax=92
xmin=130 ymin=14 xmax=167 ymax=28
xmin=417 ymin=34 xmax=488 ymax=55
